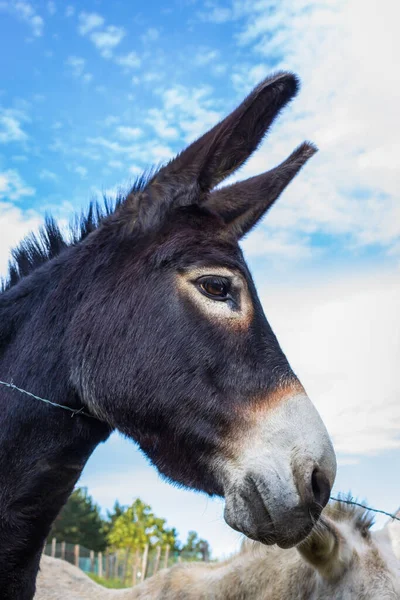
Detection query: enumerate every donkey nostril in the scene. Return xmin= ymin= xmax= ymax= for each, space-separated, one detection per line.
xmin=311 ymin=468 xmax=331 ymax=508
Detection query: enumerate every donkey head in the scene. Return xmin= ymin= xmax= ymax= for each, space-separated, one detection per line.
xmin=69 ymin=72 xmax=336 ymax=548
xmin=297 ymin=503 xmax=400 ymax=598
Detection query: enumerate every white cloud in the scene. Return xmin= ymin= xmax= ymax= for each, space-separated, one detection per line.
xmin=198 ymin=4 xmax=234 ymax=23
xmin=65 ymin=5 xmax=74 ymax=18
xmin=143 ymin=72 xmax=163 ymax=83
xmin=129 ymin=164 xmax=142 ymax=176
xmin=150 ymin=143 xmax=174 ymax=162
xmin=0 ymin=169 xmax=34 ymax=200
xmin=65 ymin=55 xmax=92 ymax=83
xmin=115 ymin=51 xmax=141 ymax=70
xmin=78 ymin=11 xmax=104 ymax=35
xmin=103 ymin=115 xmax=120 ymax=127
xmin=231 ymin=63 xmax=272 ymax=90
xmin=141 ymin=27 xmax=159 ymax=44
xmin=194 ymin=48 xmax=220 ymax=66
xmin=39 ymin=168 xmax=58 ymax=182
xmin=75 ymin=165 xmax=87 ymax=178
xmin=65 ymin=55 xmax=85 ymax=75
xmin=0 ymin=1 xmax=44 ymax=37
xmin=87 ymin=135 xmax=173 ymax=166
xmin=211 ymin=63 xmax=227 ymax=76
xmin=47 ymin=1 xmax=55 ymax=15
xmin=108 ymin=160 xmax=124 ymax=170
xmin=0 ymin=107 xmax=28 ymax=143
xmin=255 ymin=270 xmax=400 ymax=458
xmin=145 ymin=108 xmax=179 ymax=140
xmin=242 ymin=228 xmax=313 ymax=261
xmin=160 ymin=85 xmax=222 ymax=142
xmin=89 ymin=25 xmax=126 ymax=59
xmin=116 ymin=126 xmax=143 ymax=140
xmin=0 ymin=201 xmax=40 ymax=276
xmin=78 ymin=12 xmax=126 ymax=60
xmin=87 ymin=136 xmax=128 ymax=154
xmin=221 ymin=0 xmax=400 ymax=258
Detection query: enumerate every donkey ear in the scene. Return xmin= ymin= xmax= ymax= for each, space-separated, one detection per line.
xmin=297 ymin=518 xmax=352 ymax=582
xmin=153 ymin=72 xmax=300 ymax=195
xmin=384 ymin=509 xmax=400 ymax=561
xmin=204 ymin=142 xmax=317 ymax=239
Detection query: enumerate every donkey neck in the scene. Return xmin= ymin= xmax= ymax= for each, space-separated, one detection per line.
xmin=0 ymin=261 xmax=111 ymax=600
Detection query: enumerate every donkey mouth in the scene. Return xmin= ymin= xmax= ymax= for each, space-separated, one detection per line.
xmin=223 ymin=473 xmax=326 ymax=549
xmin=223 ymin=476 xmax=278 ymax=545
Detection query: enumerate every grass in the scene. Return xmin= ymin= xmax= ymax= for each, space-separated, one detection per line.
xmin=87 ymin=572 xmax=130 ymax=589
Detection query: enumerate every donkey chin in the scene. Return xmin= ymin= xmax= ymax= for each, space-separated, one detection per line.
xmin=220 ymin=392 xmax=337 ymax=548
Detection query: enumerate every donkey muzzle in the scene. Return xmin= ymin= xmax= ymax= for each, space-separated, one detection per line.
xmin=221 ymin=392 xmax=336 ymax=547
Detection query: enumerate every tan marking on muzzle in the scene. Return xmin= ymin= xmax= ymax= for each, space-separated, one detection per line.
xmin=235 ymin=380 xmax=306 ymax=419
xmin=176 ymin=266 xmax=254 ymax=330
xmin=219 ymin=380 xmax=311 ymax=463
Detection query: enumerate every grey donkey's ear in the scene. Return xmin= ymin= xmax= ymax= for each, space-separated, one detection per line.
xmin=150 ymin=72 xmax=300 ymax=197
xmin=203 ymin=142 xmax=317 ymax=239
xmin=383 ymin=509 xmax=400 ymax=561
xmin=297 ymin=518 xmax=352 ymax=582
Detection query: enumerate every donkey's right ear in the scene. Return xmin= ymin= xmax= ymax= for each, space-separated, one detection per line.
xmin=203 ymin=142 xmax=316 ymax=240
xmin=152 ymin=72 xmax=300 ymax=197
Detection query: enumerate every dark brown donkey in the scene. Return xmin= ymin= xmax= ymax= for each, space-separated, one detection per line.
xmin=0 ymin=73 xmax=336 ymax=599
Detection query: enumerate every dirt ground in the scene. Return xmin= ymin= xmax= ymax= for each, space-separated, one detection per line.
xmin=35 ymin=556 xmax=135 ymax=600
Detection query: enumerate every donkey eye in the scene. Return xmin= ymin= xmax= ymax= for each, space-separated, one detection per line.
xmin=197 ymin=276 xmax=231 ymax=301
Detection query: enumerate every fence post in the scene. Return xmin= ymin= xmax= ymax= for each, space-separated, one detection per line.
xmin=51 ymin=537 xmax=56 ymax=558
xmin=98 ymin=552 xmax=103 ymax=578
xmin=74 ymin=544 xmax=80 ymax=568
xmin=105 ymin=549 xmax=110 ymax=579
xmin=113 ymin=553 xmax=119 ymax=580
xmin=141 ymin=544 xmax=149 ymax=581
xmin=90 ymin=549 xmax=95 ymax=572
xmin=121 ymin=549 xmax=129 ymax=584
xmin=153 ymin=545 xmax=161 ymax=576
xmin=61 ymin=541 xmax=66 ymax=561
xmin=163 ymin=545 xmax=170 ymax=570
xmin=132 ymin=549 xmax=140 ymax=586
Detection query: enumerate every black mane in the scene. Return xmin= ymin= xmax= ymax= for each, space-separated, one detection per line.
xmin=1 ymin=173 xmax=154 ymax=293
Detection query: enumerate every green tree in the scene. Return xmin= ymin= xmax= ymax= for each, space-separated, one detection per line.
xmin=107 ymin=500 xmax=125 ymax=525
xmin=50 ymin=487 xmax=108 ymax=552
xmin=102 ymin=500 xmax=126 ymax=538
xmin=107 ymin=498 xmax=178 ymax=552
xmin=181 ymin=530 xmax=211 ymax=561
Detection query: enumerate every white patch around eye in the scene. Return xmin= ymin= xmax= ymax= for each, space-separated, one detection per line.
xmin=176 ymin=266 xmax=253 ymax=326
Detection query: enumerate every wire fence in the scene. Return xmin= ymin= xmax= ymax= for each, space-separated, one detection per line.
xmin=43 ymin=539 xmax=204 ymax=587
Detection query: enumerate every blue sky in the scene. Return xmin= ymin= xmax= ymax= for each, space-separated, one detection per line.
xmin=1 ymin=0 xmax=399 ymax=557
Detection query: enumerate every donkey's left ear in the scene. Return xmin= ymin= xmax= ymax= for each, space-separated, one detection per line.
xmin=149 ymin=72 xmax=300 ymax=198
xmin=204 ymin=142 xmax=317 ymax=239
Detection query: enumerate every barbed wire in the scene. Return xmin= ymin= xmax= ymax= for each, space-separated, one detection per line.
xmin=0 ymin=379 xmax=98 ymax=419
xmin=329 ymin=496 xmax=400 ymax=522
